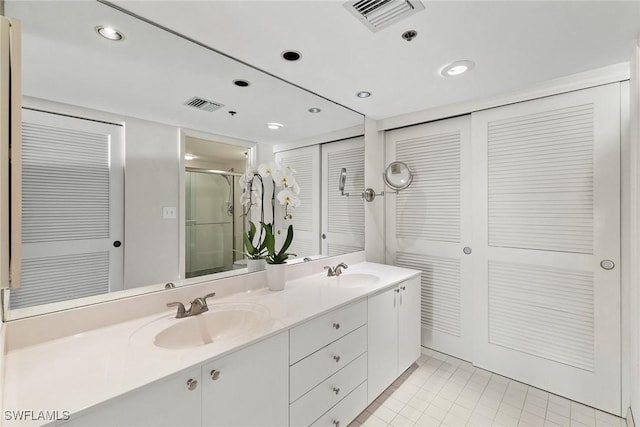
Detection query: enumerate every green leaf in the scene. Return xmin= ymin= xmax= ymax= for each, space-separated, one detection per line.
xmin=278 ymin=225 xmax=294 ymax=256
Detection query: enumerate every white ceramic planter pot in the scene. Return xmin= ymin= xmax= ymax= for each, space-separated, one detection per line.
xmin=266 ymin=263 xmax=287 ymax=291
xmin=246 ymin=258 xmax=267 ymax=273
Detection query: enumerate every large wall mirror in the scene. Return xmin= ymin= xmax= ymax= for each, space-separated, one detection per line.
xmin=3 ymin=0 xmax=364 ymax=319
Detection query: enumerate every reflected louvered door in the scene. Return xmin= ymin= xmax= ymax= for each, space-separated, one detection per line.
xmin=386 ymin=115 xmax=473 ymax=361
xmin=9 ymin=109 xmax=123 ymax=309
xmin=275 ymin=145 xmax=320 ymax=258
xmin=471 ymin=84 xmax=621 ymax=414
xmin=321 ymin=137 xmax=364 ymax=256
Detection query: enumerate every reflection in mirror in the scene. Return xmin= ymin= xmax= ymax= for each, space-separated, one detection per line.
xmin=339 ymin=168 xmax=347 ymax=196
xmin=185 ymin=138 xmax=248 ymax=280
xmin=4 ymin=1 xmax=364 ymax=319
xmin=383 ymin=161 xmax=414 ymax=192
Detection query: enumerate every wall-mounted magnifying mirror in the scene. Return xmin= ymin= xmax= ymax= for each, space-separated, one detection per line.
xmin=339 ymin=167 xmax=348 ymax=196
xmin=383 ymin=161 xmax=413 ymax=192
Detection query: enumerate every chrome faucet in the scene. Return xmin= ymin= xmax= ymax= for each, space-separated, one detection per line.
xmin=167 ymin=293 xmax=216 ymax=318
xmin=324 ymin=262 xmax=349 ymax=277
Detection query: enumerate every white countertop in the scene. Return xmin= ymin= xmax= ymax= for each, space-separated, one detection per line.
xmin=2 ymin=262 xmax=419 ymax=426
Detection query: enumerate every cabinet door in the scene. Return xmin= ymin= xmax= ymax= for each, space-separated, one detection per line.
xmin=275 ymin=145 xmax=321 ymax=259
xmin=321 ymin=137 xmax=365 ymax=256
xmin=63 ymin=367 xmax=201 ymax=427
xmin=202 ymin=331 xmax=289 ymax=427
xmin=367 ymin=286 xmax=399 ymax=403
xmin=385 ymin=115 xmax=474 ymax=362
xmin=398 ymin=276 xmax=421 ymax=372
xmin=471 ymin=83 xmax=621 ymax=414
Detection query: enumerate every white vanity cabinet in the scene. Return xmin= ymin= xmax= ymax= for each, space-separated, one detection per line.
xmin=367 ymin=275 xmax=421 ymax=403
xmin=289 ymin=299 xmax=368 ymax=427
xmin=60 ymin=332 xmax=289 ymax=427
xmin=61 ymin=366 xmax=202 ymax=427
xmin=201 ymin=331 xmax=289 ymax=427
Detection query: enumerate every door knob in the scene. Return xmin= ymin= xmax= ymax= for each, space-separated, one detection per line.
xmin=113 ymin=240 xmax=122 ymax=248
xmin=600 ymin=260 xmax=615 ymax=270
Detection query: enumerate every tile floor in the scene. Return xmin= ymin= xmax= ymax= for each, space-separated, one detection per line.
xmin=351 ymin=348 xmax=627 ymax=427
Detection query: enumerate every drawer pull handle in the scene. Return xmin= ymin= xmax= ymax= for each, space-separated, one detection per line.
xmin=186 ymin=378 xmax=198 ymax=391
xmin=210 ymin=369 xmax=221 ymax=381
xmin=333 ymin=322 xmax=340 ymax=330
xmin=332 ymin=386 xmax=340 ymax=395
xmin=333 ymin=421 xmax=340 ymax=427
xmin=333 ymin=355 xmax=341 ymax=363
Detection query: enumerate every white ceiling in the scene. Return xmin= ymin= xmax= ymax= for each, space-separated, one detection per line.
xmin=6 ymin=0 xmax=363 ymax=145
xmin=111 ymin=0 xmax=640 ymax=120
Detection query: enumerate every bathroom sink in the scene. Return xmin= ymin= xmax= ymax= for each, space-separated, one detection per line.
xmin=323 ymin=273 xmax=379 ymax=288
xmin=154 ymin=302 xmax=271 ymax=350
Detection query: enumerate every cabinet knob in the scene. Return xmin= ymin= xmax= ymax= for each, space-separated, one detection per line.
xmin=401 ymin=285 xmax=406 ymax=291
xmin=395 ymin=288 xmax=400 ymax=293
xmin=332 ymin=386 xmax=340 ymax=395
xmin=463 ymin=246 xmax=472 ymax=255
xmin=333 ymin=421 xmax=340 ymax=427
xmin=210 ymin=369 xmax=221 ymax=381
xmin=186 ymin=378 xmax=198 ymax=391
xmin=333 ymin=355 xmax=341 ymax=363
xmin=332 ymin=322 xmax=340 ymax=330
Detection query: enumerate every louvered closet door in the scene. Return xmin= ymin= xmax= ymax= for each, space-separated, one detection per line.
xmin=9 ymin=109 xmax=124 ymax=309
xmin=471 ymin=84 xmax=621 ymax=414
xmin=385 ymin=115 xmax=473 ymax=361
xmin=321 ymin=137 xmax=364 ymax=256
xmin=275 ymin=145 xmax=321 ymax=258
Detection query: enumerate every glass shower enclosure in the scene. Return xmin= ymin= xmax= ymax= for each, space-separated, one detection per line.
xmin=185 ymin=169 xmax=245 ymax=278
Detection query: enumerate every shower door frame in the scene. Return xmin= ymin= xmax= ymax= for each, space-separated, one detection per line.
xmin=184 ymin=167 xmax=244 ymax=279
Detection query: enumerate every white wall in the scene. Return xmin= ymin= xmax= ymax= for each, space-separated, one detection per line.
xmin=628 ymin=39 xmax=640 ymax=422
xmin=123 ymin=119 xmax=181 ymax=288
xmin=364 ymin=117 xmax=385 ymax=264
xmin=0 ymin=319 xmax=5 ymax=419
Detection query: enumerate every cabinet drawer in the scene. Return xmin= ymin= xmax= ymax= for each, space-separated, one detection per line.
xmin=290 ymin=299 xmax=366 ymax=363
xmin=290 ymin=353 xmax=367 ymax=427
xmin=309 ymin=381 xmax=367 ymax=427
xmin=290 ymin=325 xmax=367 ymax=402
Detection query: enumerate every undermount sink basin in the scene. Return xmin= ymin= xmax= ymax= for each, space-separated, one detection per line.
xmin=154 ymin=302 xmax=270 ymax=350
xmin=323 ymin=273 xmax=379 ymax=288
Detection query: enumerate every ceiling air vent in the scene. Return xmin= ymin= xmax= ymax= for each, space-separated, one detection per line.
xmin=344 ymin=0 xmax=425 ymax=32
xmin=184 ymin=96 xmax=224 ymax=112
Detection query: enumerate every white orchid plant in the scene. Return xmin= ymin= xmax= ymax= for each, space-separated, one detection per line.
xmin=239 ymin=161 xmax=301 ymax=220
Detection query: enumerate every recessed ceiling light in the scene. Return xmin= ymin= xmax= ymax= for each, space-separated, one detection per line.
xmin=184 ymin=154 xmax=197 ymax=161
xmin=281 ymin=50 xmax=302 ymax=61
xmin=233 ymin=79 xmax=250 ymax=87
xmin=440 ymin=60 xmax=475 ymax=77
xmin=402 ymin=30 xmax=418 ymax=42
xmin=266 ymin=123 xmax=284 ymax=130
xmin=308 ymin=107 xmax=322 ymax=113
xmin=356 ymin=91 xmax=372 ymax=98
xmin=95 ymin=26 xmax=124 ymax=41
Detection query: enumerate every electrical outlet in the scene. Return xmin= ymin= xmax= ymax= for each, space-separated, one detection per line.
xmin=163 ymin=206 xmax=176 ymax=219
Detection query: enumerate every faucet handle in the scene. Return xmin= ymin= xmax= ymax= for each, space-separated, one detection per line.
xmin=167 ymin=301 xmax=187 ymax=318
xmin=203 ymin=292 xmax=216 ymax=301
xmin=324 ymin=266 xmax=335 ymax=276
